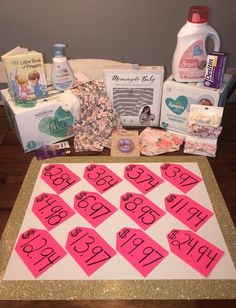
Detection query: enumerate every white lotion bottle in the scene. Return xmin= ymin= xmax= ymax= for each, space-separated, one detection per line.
xmin=52 ymin=43 xmax=75 ymax=91
xmin=172 ymin=6 xmax=220 ymax=82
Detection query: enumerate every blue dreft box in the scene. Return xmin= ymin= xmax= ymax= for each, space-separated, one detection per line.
xmin=204 ymin=52 xmax=227 ymax=89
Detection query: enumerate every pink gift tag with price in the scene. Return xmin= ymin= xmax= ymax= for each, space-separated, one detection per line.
xmin=120 ymin=192 xmax=165 ymax=230
xmin=15 ymin=228 xmax=67 ymax=278
xmin=84 ymin=164 xmax=122 ymax=193
xmin=66 ymin=226 xmax=117 ymax=276
xmin=124 ymin=164 xmax=164 ymax=194
xmin=167 ymin=229 xmax=224 ymax=277
xmin=41 ymin=164 xmax=81 ymax=194
xmin=32 ymin=193 xmax=75 ymax=230
xmin=116 ymin=227 xmax=168 ymax=277
xmin=165 ymin=193 xmax=213 ymax=231
xmin=74 ymin=191 xmax=117 ymax=227
xmin=160 ymin=163 xmax=202 ymax=193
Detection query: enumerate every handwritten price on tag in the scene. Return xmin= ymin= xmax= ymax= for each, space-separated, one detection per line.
xmin=124 ymin=164 xmax=164 ymax=194
xmin=32 ymin=193 xmax=75 ymax=230
xmin=15 ymin=228 xmax=66 ymax=278
xmin=167 ymin=229 xmax=224 ymax=277
xmin=120 ymin=192 xmax=166 ymax=230
xmin=41 ymin=164 xmax=81 ymax=194
xmin=84 ymin=164 xmax=122 ymax=193
xmin=66 ymin=226 xmax=117 ymax=276
xmin=116 ymin=227 xmax=168 ymax=277
xmin=74 ymin=191 xmax=117 ymax=227
xmin=165 ymin=194 xmax=213 ymax=231
xmin=160 ymin=163 xmax=202 ymax=193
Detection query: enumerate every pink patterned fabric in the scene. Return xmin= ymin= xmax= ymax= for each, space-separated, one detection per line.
xmin=187 ymin=124 xmax=222 ymax=139
xmin=184 ymin=140 xmax=216 ymax=156
xmin=71 ymin=81 xmax=122 ymax=152
xmin=139 ymin=127 xmax=184 ymax=156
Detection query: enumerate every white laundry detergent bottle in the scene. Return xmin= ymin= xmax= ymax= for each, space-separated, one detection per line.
xmin=52 ymin=43 xmax=75 ymax=91
xmin=172 ymin=6 xmax=220 ymax=82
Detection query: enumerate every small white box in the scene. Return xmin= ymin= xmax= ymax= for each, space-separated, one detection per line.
xmin=160 ymin=74 xmax=233 ymax=134
xmin=1 ymin=89 xmax=77 ymax=152
xmin=103 ymin=66 xmax=164 ymax=126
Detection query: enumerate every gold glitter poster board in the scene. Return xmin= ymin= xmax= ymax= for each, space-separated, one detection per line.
xmin=0 ymin=156 xmax=235 ymax=300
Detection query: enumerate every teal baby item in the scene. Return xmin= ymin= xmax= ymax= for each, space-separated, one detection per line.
xmin=38 ymin=107 xmax=74 ymax=138
xmin=165 ymin=95 xmax=188 ymax=115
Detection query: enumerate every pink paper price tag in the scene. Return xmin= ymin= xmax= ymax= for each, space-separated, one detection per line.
xmin=167 ymin=229 xmax=224 ymax=277
xmin=32 ymin=193 xmax=75 ymax=230
xmin=160 ymin=163 xmax=202 ymax=193
xmin=15 ymin=228 xmax=67 ymax=278
xmin=124 ymin=164 xmax=164 ymax=194
xmin=116 ymin=227 xmax=168 ymax=277
xmin=165 ymin=193 xmax=213 ymax=231
xmin=41 ymin=164 xmax=81 ymax=194
xmin=66 ymin=226 xmax=117 ymax=276
xmin=120 ymin=192 xmax=166 ymax=230
xmin=74 ymin=191 xmax=118 ymax=227
xmin=84 ymin=164 xmax=122 ymax=193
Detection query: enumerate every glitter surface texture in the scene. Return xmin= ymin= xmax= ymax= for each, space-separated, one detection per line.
xmin=0 ymin=156 xmax=235 ymax=300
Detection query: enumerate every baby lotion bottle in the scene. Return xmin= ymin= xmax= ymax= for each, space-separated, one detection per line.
xmin=52 ymin=43 xmax=75 ymax=91
xmin=172 ymin=6 xmax=220 ymax=82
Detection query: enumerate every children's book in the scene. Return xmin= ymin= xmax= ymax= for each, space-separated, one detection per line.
xmin=1 ymin=46 xmax=48 ymax=107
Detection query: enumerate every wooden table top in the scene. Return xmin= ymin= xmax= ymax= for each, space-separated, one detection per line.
xmin=0 ymin=102 xmax=235 ymax=307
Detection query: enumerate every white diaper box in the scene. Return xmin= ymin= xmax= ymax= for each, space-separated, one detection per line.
xmin=1 ymin=88 xmax=79 ymax=152
xmin=160 ymin=73 xmax=234 ymax=134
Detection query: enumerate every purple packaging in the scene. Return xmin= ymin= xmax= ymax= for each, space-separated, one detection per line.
xmin=36 ymin=141 xmax=71 ymax=160
xmin=204 ymin=52 xmax=227 ymax=89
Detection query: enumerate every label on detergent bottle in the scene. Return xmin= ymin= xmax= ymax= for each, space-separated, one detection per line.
xmin=179 ymin=40 xmax=206 ymax=80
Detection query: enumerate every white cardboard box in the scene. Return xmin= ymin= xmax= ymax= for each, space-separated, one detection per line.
xmin=103 ymin=66 xmax=164 ymax=126
xmin=160 ymin=74 xmax=233 ymax=134
xmin=1 ymin=88 xmax=78 ymax=152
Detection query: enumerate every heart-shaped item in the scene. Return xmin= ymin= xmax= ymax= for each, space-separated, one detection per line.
xmin=165 ymin=96 xmax=188 ymax=115
xmin=38 ymin=107 xmax=74 ymax=137
xmin=161 ymin=122 xmax=169 ymax=128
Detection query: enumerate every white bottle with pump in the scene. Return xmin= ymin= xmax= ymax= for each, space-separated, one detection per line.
xmin=52 ymin=43 xmax=75 ymax=91
xmin=172 ymin=6 xmax=220 ymax=82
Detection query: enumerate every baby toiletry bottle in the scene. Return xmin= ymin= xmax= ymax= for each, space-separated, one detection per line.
xmin=172 ymin=6 xmax=220 ymax=82
xmin=52 ymin=43 xmax=75 ymax=91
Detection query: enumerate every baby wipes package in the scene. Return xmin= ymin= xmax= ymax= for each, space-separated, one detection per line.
xmin=160 ymin=75 xmax=230 ymax=134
